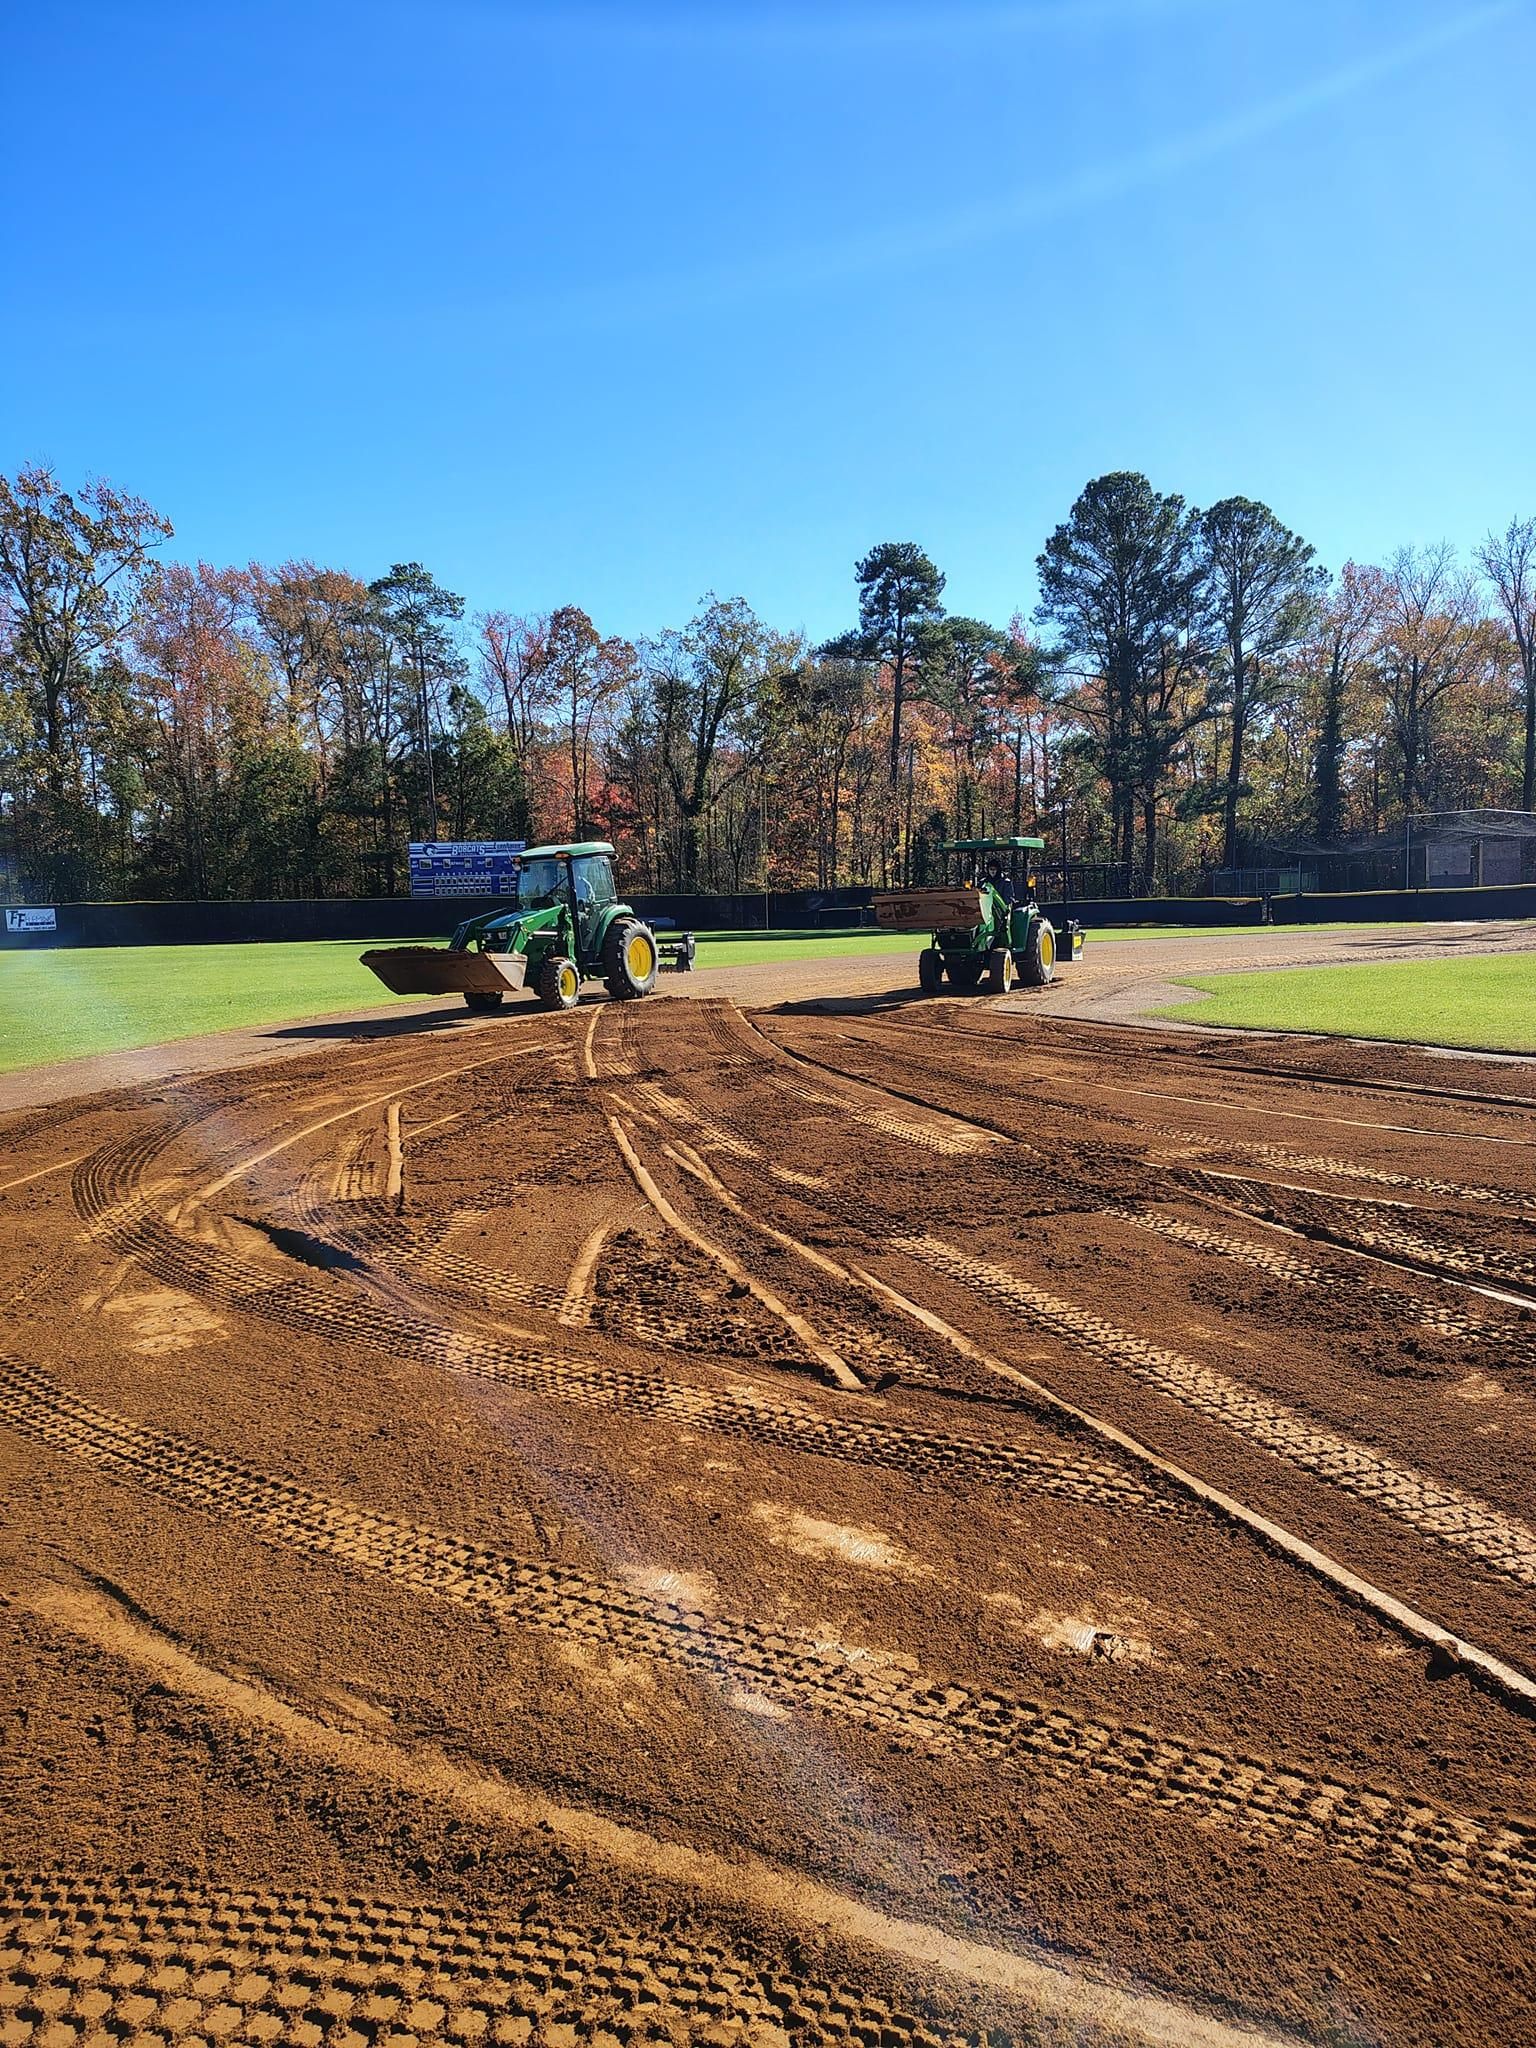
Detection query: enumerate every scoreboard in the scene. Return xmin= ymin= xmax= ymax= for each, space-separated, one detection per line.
xmin=408 ymin=841 xmax=527 ymax=898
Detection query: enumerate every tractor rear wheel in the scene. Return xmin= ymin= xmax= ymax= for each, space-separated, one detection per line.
xmin=464 ymin=991 xmax=504 ymax=1012
xmin=537 ymin=955 xmax=582 ymax=1010
xmin=918 ymin=947 xmax=943 ymax=993
xmin=1020 ymin=916 xmax=1057 ymax=986
xmin=603 ymin=918 xmax=660 ymax=999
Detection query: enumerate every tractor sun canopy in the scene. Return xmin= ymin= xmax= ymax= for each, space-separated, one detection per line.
xmin=940 ymin=837 xmax=1046 ymax=854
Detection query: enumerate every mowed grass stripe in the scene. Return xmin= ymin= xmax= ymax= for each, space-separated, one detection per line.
xmin=1157 ymin=952 xmax=1536 ymax=1053
xmin=0 ymin=931 xmax=912 ymax=1070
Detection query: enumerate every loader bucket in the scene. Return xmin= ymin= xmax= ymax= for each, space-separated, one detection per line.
xmin=361 ymin=946 xmax=528 ymax=998
xmin=870 ymin=887 xmax=983 ymax=934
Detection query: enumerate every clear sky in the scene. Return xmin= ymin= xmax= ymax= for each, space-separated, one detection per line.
xmin=4 ymin=0 xmax=1533 ymax=647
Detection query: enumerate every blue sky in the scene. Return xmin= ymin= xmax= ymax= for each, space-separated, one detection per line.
xmin=4 ymin=0 xmax=1533 ymax=646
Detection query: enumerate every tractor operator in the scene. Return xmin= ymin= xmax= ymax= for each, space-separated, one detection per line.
xmin=983 ymin=855 xmax=1016 ymax=906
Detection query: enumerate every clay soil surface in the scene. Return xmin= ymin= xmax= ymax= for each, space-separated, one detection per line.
xmin=5 ymin=988 xmax=1536 ymax=2046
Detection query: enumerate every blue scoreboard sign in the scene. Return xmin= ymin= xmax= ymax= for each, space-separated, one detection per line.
xmin=408 ymin=841 xmax=527 ymax=898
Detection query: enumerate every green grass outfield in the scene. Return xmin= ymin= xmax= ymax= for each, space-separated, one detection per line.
xmin=1156 ymin=952 xmax=1536 ymax=1053
xmin=1 ymin=928 xmax=930 ymax=1071
xmin=0 ymin=921 xmax=1310 ymax=1073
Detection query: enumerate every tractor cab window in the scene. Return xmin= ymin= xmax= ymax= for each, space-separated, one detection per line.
xmin=571 ymin=855 xmax=616 ymax=906
xmin=515 ymin=858 xmax=564 ymax=908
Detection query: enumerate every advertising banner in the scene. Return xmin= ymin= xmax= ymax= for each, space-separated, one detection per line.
xmin=5 ymin=907 xmax=57 ymax=933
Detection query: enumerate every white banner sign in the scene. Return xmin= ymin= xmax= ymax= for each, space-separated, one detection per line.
xmin=5 ymin=907 xmax=57 ymax=933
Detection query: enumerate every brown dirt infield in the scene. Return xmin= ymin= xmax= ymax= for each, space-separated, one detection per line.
xmin=5 ymin=974 xmax=1536 ymax=2045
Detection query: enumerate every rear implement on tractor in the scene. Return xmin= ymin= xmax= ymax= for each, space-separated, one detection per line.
xmin=362 ymin=840 xmax=695 ymax=1013
xmin=872 ymin=836 xmax=1083 ymax=994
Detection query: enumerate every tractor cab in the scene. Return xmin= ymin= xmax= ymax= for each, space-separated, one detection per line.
xmin=463 ymin=840 xmax=623 ymax=974
xmin=563 ymin=847 xmax=619 ymax=955
xmin=870 ymin=834 xmax=1083 ymax=996
xmin=503 ymin=846 xmax=613 ymax=916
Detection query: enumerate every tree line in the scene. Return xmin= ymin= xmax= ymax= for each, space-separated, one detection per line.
xmin=2 ymin=462 xmax=1534 ymax=903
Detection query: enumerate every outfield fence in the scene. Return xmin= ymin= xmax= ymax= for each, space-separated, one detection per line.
xmin=5 ymin=882 xmax=1536 ymax=950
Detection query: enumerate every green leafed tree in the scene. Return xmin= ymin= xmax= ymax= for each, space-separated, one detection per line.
xmin=0 ymin=465 xmax=172 ymax=894
xmin=645 ymin=594 xmax=798 ymax=892
xmin=823 ymin=541 xmax=946 ymax=787
xmin=1198 ymin=496 xmax=1328 ymax=868
xmin=913 ymin=614 xmax=1008 ymax=840
xmin=366 ymin=562 xmax=467 ymax=840
xmin=1478 ymin=517 xmax=1536 ymax=820
xmin=1035 ymin=473 xmax=1207 ymax=887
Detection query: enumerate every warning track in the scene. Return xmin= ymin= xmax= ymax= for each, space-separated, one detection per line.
xmin=7 ymin=995 xmax=1536 ymax=2048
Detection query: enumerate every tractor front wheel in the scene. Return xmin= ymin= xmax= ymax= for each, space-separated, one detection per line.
xmin=464 ymin=991 xmax=504 ymax=1013
xmin=918 ymin=947 xmax=943 ymax=993
xmin=603 ymin=918 xmax=660 ymax=999
xmin=1020 ymin=916 xmax=1057 ymax=986
xmin=986 ymin=948 xmax=1017 ymax=994
xmin=537 ymin=955 xmax=582 ymax=1010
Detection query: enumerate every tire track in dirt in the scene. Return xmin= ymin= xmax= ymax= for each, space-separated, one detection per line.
xmin=315 ymin=1185 xmax=918 ymax=1380
xmin=0 ymin=1870 xmax=977 ymax=2048
xmin=781 ymin=1015 xmax=1536 ymax=1208
xmin=69 ymin=1123 xmax=1167 ymax=1515
xmin=1104 ymin=1207 xmax=1536 ymax=1359
xmin=892 ymin=1234 xmax=1536 ymax=1588
xmin=676 ymin=1006 xmax=999 ymax=1159
xmin=923 ymin=1014 xmax=1536 ymax=1116
xmin=742 ymin=1013 xmax=1536 ymax=1379
xmin=6 ymin=1358 xmax=1532 ymax=1916
xmin=1182 ymin=1171 xmax=1536 ymax=1295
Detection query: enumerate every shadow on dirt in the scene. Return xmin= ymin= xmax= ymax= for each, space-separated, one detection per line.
xmin=265 ymin=1008 xmax=527 ymax=1043
xmin=235 ymin=1216 xmax=372 ymax=1275
xmin=763 ymin=989 xmax=928 ymax=1018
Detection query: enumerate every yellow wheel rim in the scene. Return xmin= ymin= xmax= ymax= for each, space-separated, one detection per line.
xmin=1041 ymin=929 xmax=1055 ymax=969
xmin=559 ymin=963 xmax=579 ymax=999
xmin=627 ymin=932 xmax=655 ymax=980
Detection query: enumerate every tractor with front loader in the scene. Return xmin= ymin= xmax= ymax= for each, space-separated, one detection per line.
xmin=872 ymin=836 xmax=1083 ymax=995
xmin=361 ymin=840 xmax=695 ymax=1013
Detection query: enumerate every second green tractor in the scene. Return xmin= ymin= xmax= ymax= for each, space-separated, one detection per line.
xmin=873 ymin=836 xmax=1084 ymax=994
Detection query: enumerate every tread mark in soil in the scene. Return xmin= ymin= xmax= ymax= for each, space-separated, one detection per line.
xmin=65 ymin=1130 xmax=1168 ymax=1509
xmin=0 ymin=1869 xmax=969 ymax=2048
xmin=894 ymin=1234 xmax=1536 ymax=1587
xmin=5 ymin=1359 xmax=1532 ymax=1913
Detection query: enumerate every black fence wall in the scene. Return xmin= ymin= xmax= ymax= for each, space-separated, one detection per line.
xmin=0 ymin=888 xmax=877 ymax=949
xmin=5 ymin=882 xmax=1534 ymax=949
xmin=1042 ymin=896 xmax=1264 ymax=929
xmin=1267 ymin=883 xmax=1536 ymax=923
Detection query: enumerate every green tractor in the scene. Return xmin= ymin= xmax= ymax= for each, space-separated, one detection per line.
xmin=872 ymin=836 xmax=1083 ymax=995
xmin=361 ymin=840 xmax=695 ymax=1013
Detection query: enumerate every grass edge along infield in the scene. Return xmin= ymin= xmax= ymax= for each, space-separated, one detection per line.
xmin=1155 ymin=951 xmax=1536 ymax=1054
xmin=1 ymin=929 xmax=922 ymax=1072
xmin=0 ymin=921 xmax=1351 ymax=1074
